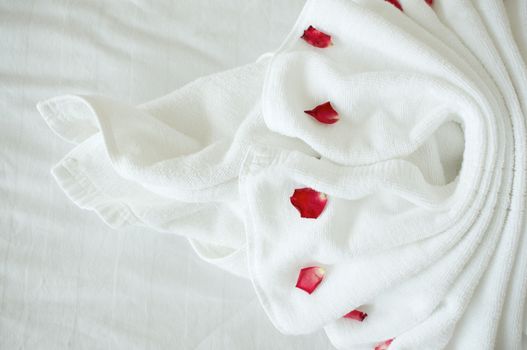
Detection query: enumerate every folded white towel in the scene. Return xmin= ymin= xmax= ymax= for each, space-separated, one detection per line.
xmin=37 ymin=0 xmax=527 ymax=349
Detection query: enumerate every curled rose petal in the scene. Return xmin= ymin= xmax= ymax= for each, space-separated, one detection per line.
xmin=301 ymin=25 xmax=332 ymax=48
xmin=374 ymin=338 xmax=394 ymax=350
xmin=425 ymin=0 xmax=433 ymax=5
xmin=304 ymin=101 xmax=339 ymax=124
xmin=290 ymin=188 xmax=328 ymax=219
xmin=296 ymin=266 xmax=325 ymax=294
xmin=343 ymin=309 xmax=368 ymax=322
xmin=385 ymin=0 xmax=403 ymax=11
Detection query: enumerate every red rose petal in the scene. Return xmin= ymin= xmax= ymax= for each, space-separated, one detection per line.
xmin=374 ymin=338 xmax=394 ymax=350
xmin=385 ymin=0 xmax=403 ymax=11
xmin=301 ymin=25 xmax=332 ymax=48
xmin=343 ymin=309 xmax=368 ymax=322
xmin=296 ymin=266 xmax=325 ymax=294
xmin=290 ymin=188 xmax=328 ymax=219
xmin=304 ymin=101 xmax=339 ymax=124
xmin=425 ymin=0 xmax=433 ymax=5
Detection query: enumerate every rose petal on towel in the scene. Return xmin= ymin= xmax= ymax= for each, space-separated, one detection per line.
xmin=301 ymin=25 xmax=332 ymax=48
xmin=425 ymin=0 xmax=433 ymax=5
xmin=304 ymin=101 xmax=339 ymax=124
xmin=374 ymin=338 xmax=394 ymax=350
xmin=290 ymin=188 xmax=328 ymax=219
xmin=296 ymin=266 xmax=325 ymax=294
xmin=385 ymin=0 xmax=403 ymax=11
xmin=343 ymin=309 xmax=368 ymax=321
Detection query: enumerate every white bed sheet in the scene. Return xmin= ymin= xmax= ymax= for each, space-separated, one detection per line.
xmin=0 ymin=1 xmax=335 ymax=349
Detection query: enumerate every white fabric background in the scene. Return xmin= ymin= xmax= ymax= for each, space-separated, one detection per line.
xmin=0 ymin=1 xmax=335 ymax=349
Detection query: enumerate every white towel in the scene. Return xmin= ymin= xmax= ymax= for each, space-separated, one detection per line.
xmin=37 ymin=0 xmax=527 ymax=349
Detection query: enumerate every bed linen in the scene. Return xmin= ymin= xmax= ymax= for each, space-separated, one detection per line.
xmin=0 ymin=1 xmax=335 ymax=349
xmin=3 ymin=0 xmax=527 ymax=349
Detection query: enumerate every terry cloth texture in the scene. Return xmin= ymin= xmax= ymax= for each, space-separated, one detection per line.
xmin=37 ymin=0 xmax=527 ymax=349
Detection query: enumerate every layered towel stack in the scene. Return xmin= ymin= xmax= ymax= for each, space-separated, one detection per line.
xmin=37 ymin=0 xmax=527 ymax=349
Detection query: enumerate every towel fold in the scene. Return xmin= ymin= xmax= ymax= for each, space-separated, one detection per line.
xmin=38 ymin=0 xmax=527 ymax=349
